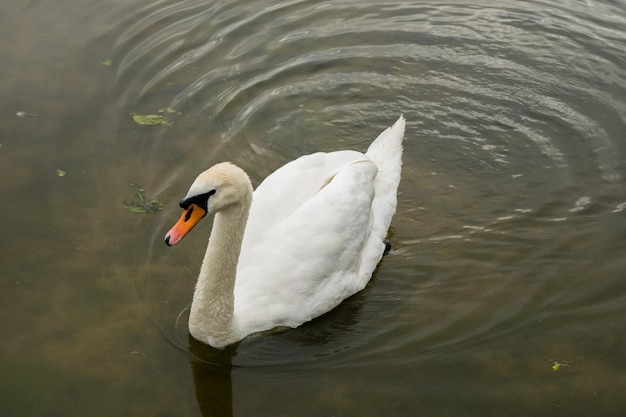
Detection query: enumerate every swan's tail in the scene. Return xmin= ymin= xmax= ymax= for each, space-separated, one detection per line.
xmin=365 ymin=114 xmax=405 ymax=232
xmin=365 ymin=115 xmax=405 ymax=174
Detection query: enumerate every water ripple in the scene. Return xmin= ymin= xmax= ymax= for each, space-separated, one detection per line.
xmin=121 ymin=0 xmax=626 ymax=369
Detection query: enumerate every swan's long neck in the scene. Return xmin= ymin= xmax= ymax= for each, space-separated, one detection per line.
xmin=189 ymin=197 xmax=250 ymax=347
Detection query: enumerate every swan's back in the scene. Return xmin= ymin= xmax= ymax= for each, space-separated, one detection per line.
xmin=234 ymin=116 xmax=405 ymax=337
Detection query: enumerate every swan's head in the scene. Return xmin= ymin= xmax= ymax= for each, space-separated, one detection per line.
xmin=164 ymin=162 xmax=253 ymax=246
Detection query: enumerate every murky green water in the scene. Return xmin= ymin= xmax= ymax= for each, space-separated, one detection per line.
xmin=1 ymin=0 xmax=625 ymax=416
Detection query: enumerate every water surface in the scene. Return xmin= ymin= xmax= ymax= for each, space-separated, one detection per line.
xmin=1 ymin=0 xmax=625 ymax=416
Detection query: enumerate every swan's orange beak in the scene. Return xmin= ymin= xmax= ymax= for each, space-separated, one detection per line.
xmin=164 ymin=203 xmax=207 ymax=246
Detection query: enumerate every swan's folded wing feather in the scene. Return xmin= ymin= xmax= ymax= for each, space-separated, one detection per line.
xmin=241 ymin=149 xmax=365 ymax=247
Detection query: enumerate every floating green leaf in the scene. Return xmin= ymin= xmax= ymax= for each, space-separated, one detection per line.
xmin=551 ymin=359 xmax=579 ymax=372
xmin=131 ymin=107 xmax=181 ymax=126
xmin=101 ymin=59 xmax=112 ymax=66
xmin=131 ymin=113 xmax=172 ymax=126
xmin=122 ymin=182 xmax=168 ymax=214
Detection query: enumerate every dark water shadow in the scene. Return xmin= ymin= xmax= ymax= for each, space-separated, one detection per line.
xmin=188 ymin=335 xmax=237 ymax=417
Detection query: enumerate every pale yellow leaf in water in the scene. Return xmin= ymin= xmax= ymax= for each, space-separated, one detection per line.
xmin=56 ymin=169 xmax=66 ymax=177
xmin=101 ymin=59 xmax=112 ymax=66
xmin=131 ymin=113 xmax=172 ymax=126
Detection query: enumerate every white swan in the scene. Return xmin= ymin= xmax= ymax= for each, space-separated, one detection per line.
xmin=164 ymin=116 xmax=405 ymax=348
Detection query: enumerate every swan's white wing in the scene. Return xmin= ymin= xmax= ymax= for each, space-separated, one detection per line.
xmin=241 ymin=150 xmax=365 ymax=244
xmin=234 ymin=155 xmax=379 ymax=334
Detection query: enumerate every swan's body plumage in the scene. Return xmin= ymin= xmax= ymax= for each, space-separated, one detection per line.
xmin=165 ymin=116 xmax=405 ymax=348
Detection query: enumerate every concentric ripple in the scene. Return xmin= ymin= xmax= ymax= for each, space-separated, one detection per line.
xmin=118 ymin=0 xmax=626 ymax=370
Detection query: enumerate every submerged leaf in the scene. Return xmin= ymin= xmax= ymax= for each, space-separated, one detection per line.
xmin=56 ymin=169 xmax=66 ymax=177
xmin=101 ymin=59 xmax=112 ymax=66
xmin=122 ymin=182 xmax=168 ymax=214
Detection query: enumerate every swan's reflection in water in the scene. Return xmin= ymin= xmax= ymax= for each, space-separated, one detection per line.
xmin=188 ymin=335 xmax=236 ymax=417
